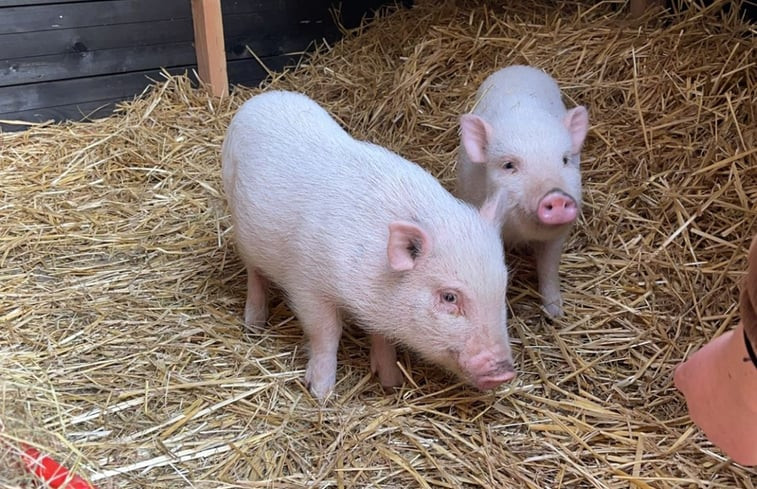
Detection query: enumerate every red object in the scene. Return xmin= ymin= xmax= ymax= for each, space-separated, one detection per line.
xmin=20 ymin=446 xmax=97 ymax=489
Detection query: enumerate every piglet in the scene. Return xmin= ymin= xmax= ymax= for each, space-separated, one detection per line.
xmin=222 ymin=90 xmax=515 ymax=400
xmin=456 ymin=65 xmax=589 ymax=317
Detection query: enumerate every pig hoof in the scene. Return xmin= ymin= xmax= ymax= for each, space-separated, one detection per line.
xmin=243 ymin=319 xmax=266 ymax=332
xmin=542 ymin=301 xmax=563 ymax=318
xmin=369 ymin=341 xmax=404 ymax=390
xmin=304 ymin=364 xmax=336 ymax=401
xmin=376 ymin=364 xmax=404 ymax=391
xmin=304 ymin=377 xmax=334 ymax=401
xmin=243 ymin=306 xmax=268 ymax=331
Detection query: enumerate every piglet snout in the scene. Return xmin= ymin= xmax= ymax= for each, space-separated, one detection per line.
xmin=538 ymin=190 xmax=577 ymax=225
xmin=462 ymin=352 xmax=516 ymax=390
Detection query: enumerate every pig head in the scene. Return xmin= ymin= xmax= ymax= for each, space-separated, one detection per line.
xmin=458 ymin=105 xmax=588 ymax=243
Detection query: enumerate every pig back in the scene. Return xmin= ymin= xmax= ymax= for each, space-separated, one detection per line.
xmin=222 ymin=91 xmax=463 ymax=296
xmin=475 ymin=65 xmax=566 ymax=121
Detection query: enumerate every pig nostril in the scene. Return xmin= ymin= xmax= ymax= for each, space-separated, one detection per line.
xmin=494 ymin=359 xmax=514 ymax=373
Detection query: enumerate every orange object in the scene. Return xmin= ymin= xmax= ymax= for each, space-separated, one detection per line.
xmin=674 ymin=234 xmax=757 ymax=466
xmin=20 ymin=446 xmax=97 ymax=489
xmin=674 ymin=322 xmax=757 ymax=465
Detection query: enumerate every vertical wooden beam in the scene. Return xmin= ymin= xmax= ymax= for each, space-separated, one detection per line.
xmin=191 ymin=0 xmax=228 ymax=97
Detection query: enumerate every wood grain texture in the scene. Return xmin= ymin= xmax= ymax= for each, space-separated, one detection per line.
xmin=0 ymin=43 xmax=196 ymax=87
xmin=0 ymin=0 xmax=191 ymax=34
xmin=0 ymin=54 xmax=295 ymax=130
xmin=191 ymin=0 xmax=228 ymax=97
xmin=0 ymin=0 xmax=396 ymax=126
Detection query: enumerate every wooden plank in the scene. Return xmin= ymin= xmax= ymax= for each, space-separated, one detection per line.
xmin=0 ymin=19 xmax=195 ymax=60
xmin=0 ymin=25 xmax=329 ymax=87
xmin=191 ymin=0 xmax=228 ymax=97
xmin=1 ymin=100 xmax=117 ymax=131
xmin=222 ymin=13 xmax=336 ymax=54
xmin=0 ymin=53 xmax=299 ymax=116
xmin=226 ymin=54 xmax=297 ymax=87
xmin=226 ymin=30 xmax=330 ymax=58
xmin=0 ymin=0 xmax=191 ymax=34
xmin=0 ymin=54 xmax=299 ymax=131
xmin=220 ymin=0 xmax=305 ymax=16
xmin=0 ymin=42 xmax=198 ymax=87
xmin=0 ymin=0 xmax=352 ymax=128
xmin=0 ymin=11 xmax=330 ymax=61
xmin=0 ymin=0 xmax=304 ymax=35
xmin=1 ymin=1 xmax=99 ymax=6
xmin=0 ymin=67 xmax=192 ymax=114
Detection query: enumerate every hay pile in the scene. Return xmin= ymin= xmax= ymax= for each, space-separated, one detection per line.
xmin=1 ymin=0 xmax=755 ymax=487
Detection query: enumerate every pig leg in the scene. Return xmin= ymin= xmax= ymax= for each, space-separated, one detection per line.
xmin=534 ymin=236 xmax=566 ymax=317
xmin=244 ymin=268 xmax=268 ymax=329
xmin=294 ymin=297 xmax=343 ymax=400
xmin=370 ymin=334 xmax=404 ymax=390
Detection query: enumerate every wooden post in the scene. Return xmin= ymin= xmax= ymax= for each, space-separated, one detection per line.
xmin=191 ymin=0 xmax=228 ymax=97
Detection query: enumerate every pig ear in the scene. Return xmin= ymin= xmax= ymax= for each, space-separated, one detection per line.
xmin=563 ymin=106 xmax=589 ymax=154
xmin=387 ymin=221 xmax=432 ymax=272
xmin=460 ymin=114 xmax=493 ymax=164
xmin=479 ymin=190 xmax=507 ymax=228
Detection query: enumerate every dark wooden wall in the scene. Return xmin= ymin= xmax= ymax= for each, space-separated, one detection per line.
xmin=0 ymin=0 xmax=400 ymax=131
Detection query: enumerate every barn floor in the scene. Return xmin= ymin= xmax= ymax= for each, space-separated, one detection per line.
xmin=1 ymin=1 xmax=756 ymax=487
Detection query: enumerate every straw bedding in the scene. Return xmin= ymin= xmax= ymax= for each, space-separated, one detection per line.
xmin=1 ymin=0 xmax=755 ymax=487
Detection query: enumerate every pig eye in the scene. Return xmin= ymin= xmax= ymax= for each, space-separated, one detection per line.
xmin=502 ymin=161 xmax=515 ymax=171
xmin=562 ymin=156 xmax=570 ymax=165
xmin=441 ymin=292 xmax=458 ymax=304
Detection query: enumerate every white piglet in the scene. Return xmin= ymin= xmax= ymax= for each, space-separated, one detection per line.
xmin=222 ymin=90 xmax=515 ymax=401
xmin=456 ymin=65 xmax=589 ymax=317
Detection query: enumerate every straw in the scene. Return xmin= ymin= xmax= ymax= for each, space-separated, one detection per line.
xmin=1 ymin=0 xmax=755 ymax=487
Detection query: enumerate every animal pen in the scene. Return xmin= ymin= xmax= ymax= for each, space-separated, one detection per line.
xmin=1 ymin=0 xmax=756 ymax=488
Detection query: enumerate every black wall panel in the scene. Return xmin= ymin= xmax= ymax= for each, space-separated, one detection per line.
xmin=0 ymin=0 xmax=398 ymax=130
